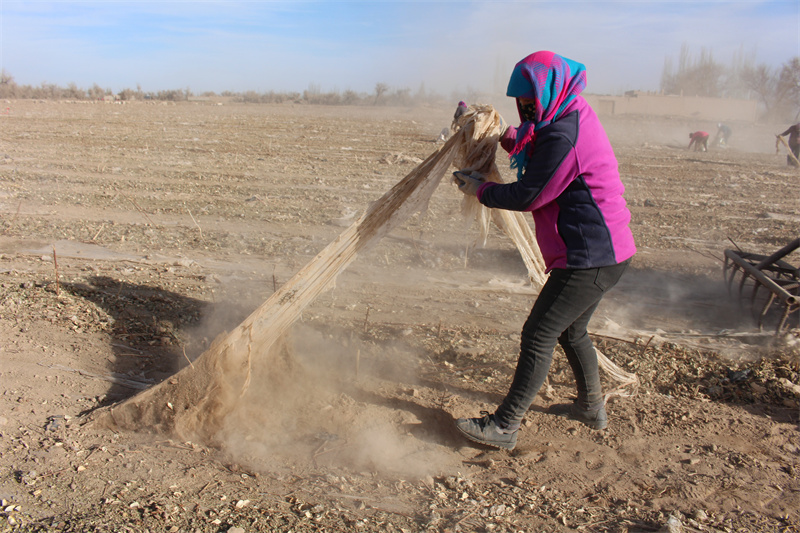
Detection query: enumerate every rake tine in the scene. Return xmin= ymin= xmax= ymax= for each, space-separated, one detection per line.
xmin=757 ymin=292 xmax=776 ymax=332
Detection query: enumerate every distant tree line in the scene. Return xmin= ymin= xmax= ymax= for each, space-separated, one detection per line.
xmin=661 ymin=44 xmax=800 ymax=121
xmin=0 ymin=71 xmax=479 ymax=108
xmin=0 ymin=71 xmax=192 ymax=102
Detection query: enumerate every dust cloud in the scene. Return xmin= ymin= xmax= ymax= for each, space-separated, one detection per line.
xmin=593 ymin=267 xmax=780 ymax=360
xmin=205 ymin=321 xmax=458 ymax=480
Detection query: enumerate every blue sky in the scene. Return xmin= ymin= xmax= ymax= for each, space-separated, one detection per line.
xmin=1 ymin=1 xmax=798 ymax=96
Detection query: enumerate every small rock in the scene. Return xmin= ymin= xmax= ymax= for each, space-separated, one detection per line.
xmin=727 ymin=369 xmax=750 ymax=382
xmin=489 ymin=503 xmax=506 ymax=516
xmin=660 ymin=514 xmax=683 ymax=532
xmin=778 ymin=378 xmax=800 ymax=395
xmin=45 ymin=415 xmax=66 ymax=431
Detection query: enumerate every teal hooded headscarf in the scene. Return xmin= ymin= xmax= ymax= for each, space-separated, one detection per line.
xmin=506 ymin=51 xmax=587 ymax=179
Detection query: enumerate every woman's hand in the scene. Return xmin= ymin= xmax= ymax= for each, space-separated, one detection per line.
xmin=453 ymin=171 xmax=484 ymax=196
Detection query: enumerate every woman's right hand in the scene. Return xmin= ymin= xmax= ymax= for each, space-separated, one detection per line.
xmin=453 ymin=171 xmax=484 ymax=196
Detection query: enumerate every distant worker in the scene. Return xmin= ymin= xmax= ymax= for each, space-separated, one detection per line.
xmin=777 ymin=123 xmax=800 ymax=167
xmin=713 ymin=123 xmax=732 ymax=147
xmin=451 ymin=101 xmax=469 ymax=130
xmin=688 ymin=131 xmax=709 ymax=152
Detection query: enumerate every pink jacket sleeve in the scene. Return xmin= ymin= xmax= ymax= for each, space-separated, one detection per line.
xmin=500 ymin=126 xmax=517 ymax=153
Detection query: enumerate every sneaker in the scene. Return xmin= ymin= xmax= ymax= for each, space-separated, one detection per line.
xmin=455 ymin=411 xmax=518 ymax=450
xmin=548 ymin=401 xmax=608 ymax=430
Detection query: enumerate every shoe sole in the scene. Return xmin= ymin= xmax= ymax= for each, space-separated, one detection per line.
xmin=549 ymin=406 xmax=608 ymax=430
xmin=455 ymin=427 xmax=517 ymax=450
xmin=575 ymin=418 xmax=607 ymax=430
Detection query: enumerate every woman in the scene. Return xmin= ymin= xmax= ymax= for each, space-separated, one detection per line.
xmin=453 ymin=51 xmax=636 ymax=450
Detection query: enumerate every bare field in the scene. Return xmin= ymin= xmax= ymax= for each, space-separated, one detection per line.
xmin=0 ymin=99 xmax=798 ymax=532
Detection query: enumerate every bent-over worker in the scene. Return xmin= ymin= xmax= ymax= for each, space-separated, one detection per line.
xmin=688 ymin=131 xmax=709 ymax=152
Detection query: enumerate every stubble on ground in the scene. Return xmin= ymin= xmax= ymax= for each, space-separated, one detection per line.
xmin=0 ymin=99 xmax=798 ymax=532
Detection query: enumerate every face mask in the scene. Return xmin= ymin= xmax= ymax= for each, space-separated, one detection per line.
xmin=520 ymin=101 xmax=537 ymax=122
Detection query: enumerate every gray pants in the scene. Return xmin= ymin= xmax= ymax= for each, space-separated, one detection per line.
xmin=495 ymin=259 xmax=630 ymax=427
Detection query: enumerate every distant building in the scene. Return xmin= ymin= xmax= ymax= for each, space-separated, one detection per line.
xmin=584 ymin=91 xmax=758 ymax=122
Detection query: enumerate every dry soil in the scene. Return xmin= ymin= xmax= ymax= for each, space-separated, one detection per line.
xmin=0 ymin=99 xmax=798 ymax=533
